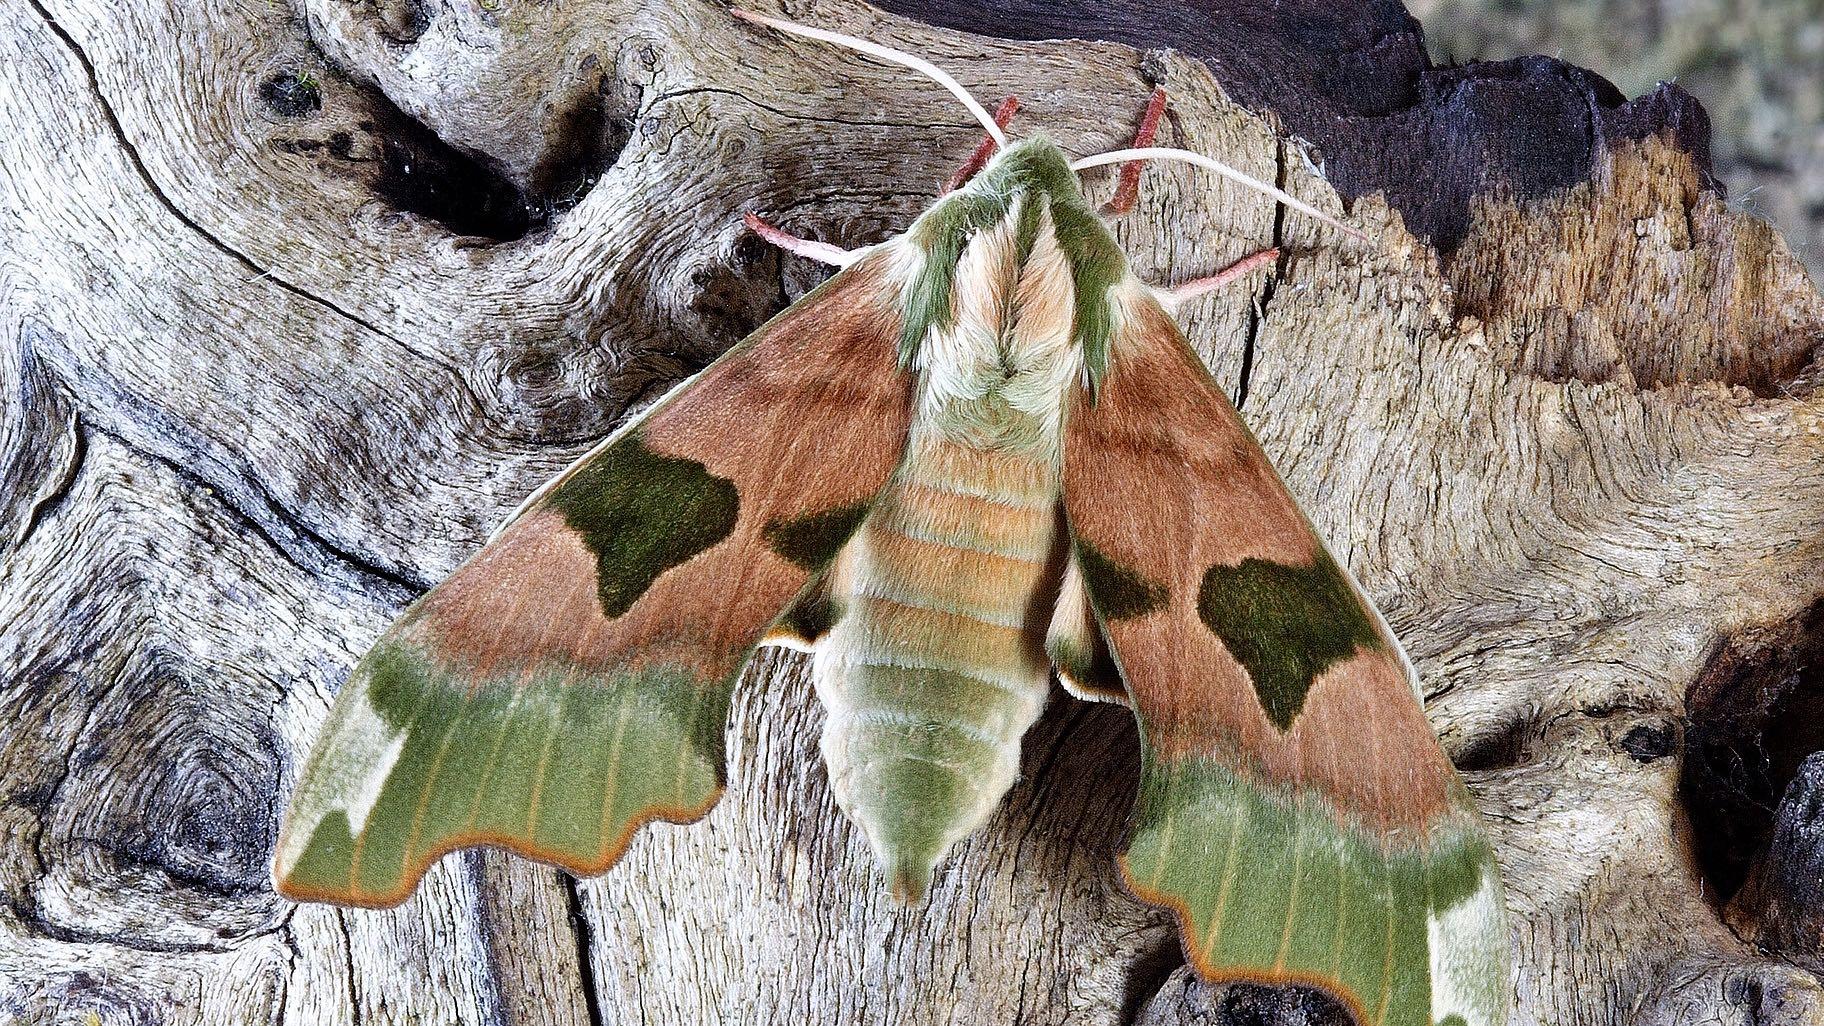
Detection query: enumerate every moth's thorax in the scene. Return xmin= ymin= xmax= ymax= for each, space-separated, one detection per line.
xmin=912 ymin=191 xmax=1081 ymax=461
xmin=891 ymin=137 xmax=1128 ymax=394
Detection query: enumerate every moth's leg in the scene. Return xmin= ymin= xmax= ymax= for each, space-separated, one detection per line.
xmin=943 ymin=95 xmax=1021 ymax=193
xmin=1109 ymin=88 xmax=1279 ymax=309
xmin=1153 ymin=247 xmax=1281 ymax=311
xmin=743 ymin=212 xmax=860 ymax=267
xmin=1102 ymin=86 xmax=1169 ymax=215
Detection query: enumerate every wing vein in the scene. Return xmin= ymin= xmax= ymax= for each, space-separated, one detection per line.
xmin=1375 ymin=859 xmax=1397 ymax=1026
xmin=399 ymin=714 xmax=463 ymax=877
xmin=523 ymin=670 xmax=575 ymax=838
xmin=1199 ymin=802 xmax=1248 ymax=964
xmin=674 ymin=667 xmax=711 ymax=804
xmin=597 ymin=700 xmax=638 ymax=856
xmin=1271 ymin=819 xmax=1309 ymax=972
xmin=347 ymin=674 xmax=443 ymax=895
xmin=1326 ymin=848 xmax=1350 ymax=979
xmin=462 ymin=688 xmax=531 ymax=835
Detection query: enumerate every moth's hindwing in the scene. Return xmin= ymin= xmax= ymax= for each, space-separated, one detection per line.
xmin=275 ymin=254 xmax=916 ymax=906
xmin=1060 ymin=293 xmax=1509 ymax=1026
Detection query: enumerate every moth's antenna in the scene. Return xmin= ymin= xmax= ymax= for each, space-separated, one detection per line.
xmin=732 ymin=9 xmax=1008 ymax=150
xmin=1071 ymin=146 xmax=1367 ymax=241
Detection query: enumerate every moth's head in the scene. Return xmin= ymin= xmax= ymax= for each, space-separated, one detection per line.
xmin=956 ymin=137 xmax=1085 ymax=211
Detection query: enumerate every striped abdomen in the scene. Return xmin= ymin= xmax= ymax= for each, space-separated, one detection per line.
xmin=812 ymin=426 xmax=1061 ymax=899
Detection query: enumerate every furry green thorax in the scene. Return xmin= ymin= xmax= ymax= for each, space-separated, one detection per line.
xmin=897 ymin=137 xmax=1128 ymax=389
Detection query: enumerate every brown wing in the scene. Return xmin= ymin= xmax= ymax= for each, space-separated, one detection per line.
xmin=275 ymin=252 xmax=915 ymax=906
xmin=1059 ymin=292 xmax=1507 ymax=1025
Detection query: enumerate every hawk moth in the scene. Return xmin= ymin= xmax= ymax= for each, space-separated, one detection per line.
xmin=275 ymin=13 xmax=1509 ymax=1024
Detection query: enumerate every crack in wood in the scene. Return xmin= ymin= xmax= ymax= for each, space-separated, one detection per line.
xmin=1235 ymin=139 xmax=1289 ymax=411
xmin=11 ymin=411 xmax=86 ymax=555
xmin=82 ymin=421 xmax=425 ymax=597
xmin=337 ymin=911 xmax=363 ymax=1025
xmin=4 ymin=350 xmax=85 ymax=554
xmin=564 ymin=878 xmax=609 ymax=1026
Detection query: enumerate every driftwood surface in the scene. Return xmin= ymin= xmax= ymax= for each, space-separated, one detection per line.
xmin=3 ymin=0 xmax=1824 ymax=1023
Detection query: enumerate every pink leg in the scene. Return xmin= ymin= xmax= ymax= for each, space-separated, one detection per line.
xmin=1105 ymin=88 xmax=1277 ymax=302
xmin=943 ymin=95 xmax=1021 ymax=193
xmin=1158 ymin=247 xmax=1280 ymax=308
xmin=1103 ymin=87 xmax=1168 ymax=215
xmin=743 ymin=212 xmax=858 ymax=267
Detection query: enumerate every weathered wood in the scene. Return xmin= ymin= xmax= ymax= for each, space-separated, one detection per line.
xmin=1729 ymin=753 xmax=1824 ymax=968
xmin=2 ymin=0 xmax=1822 ymax=1024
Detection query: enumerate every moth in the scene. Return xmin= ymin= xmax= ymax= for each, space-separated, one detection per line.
xmin=275 ymin=12 xmax=1509 ymax=1025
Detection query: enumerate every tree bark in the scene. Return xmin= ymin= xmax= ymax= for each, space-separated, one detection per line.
xmin=3 ymin=1 xmax=1822 ymax=1024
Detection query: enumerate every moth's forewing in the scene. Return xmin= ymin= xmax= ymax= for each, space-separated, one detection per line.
xmin=1060 ymin=291 xmax=1508 ymax=1025
xmin=275 ymin=254 xmax=916 ymax=907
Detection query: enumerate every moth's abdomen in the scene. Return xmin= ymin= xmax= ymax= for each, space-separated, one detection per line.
xmin=813 ymin=431 xmax=1060 ymax=901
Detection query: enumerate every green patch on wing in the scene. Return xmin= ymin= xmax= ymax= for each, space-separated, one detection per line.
xmin=1076 ymin=541 xmax=1168 ymax=621
xmin=277 ymin=638 xmax=731 ymax=904
xmin=543 ymin=432 xmax=738 ymax=618
xmin=1197 ymin=554 xmax=1385 ymax=729
xmin=898 ymin=138 xmax=1126 ymax=387
xmin=764 ymin=502 xmax=871 ymax=570
xmin=1123 ymin=758 xmax=1503 ymax=1025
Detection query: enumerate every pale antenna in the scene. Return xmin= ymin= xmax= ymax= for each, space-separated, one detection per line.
xmin=1072 ymin=146 xmax=1366 ymax=240
xmin=733 ymin=10 xmax=1008 ymax=150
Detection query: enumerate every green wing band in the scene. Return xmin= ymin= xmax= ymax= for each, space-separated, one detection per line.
xmin=1123 ymin=759 xmax=1508 ymax=1026
xmin=277 ymin=638 xmax=729 ymax=905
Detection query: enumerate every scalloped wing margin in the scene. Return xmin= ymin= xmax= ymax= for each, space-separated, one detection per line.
xmin=1061 ymin=287 xmax=1509 ymax=1025
xmin=275 ymin=253 xmax=915 ymax=906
